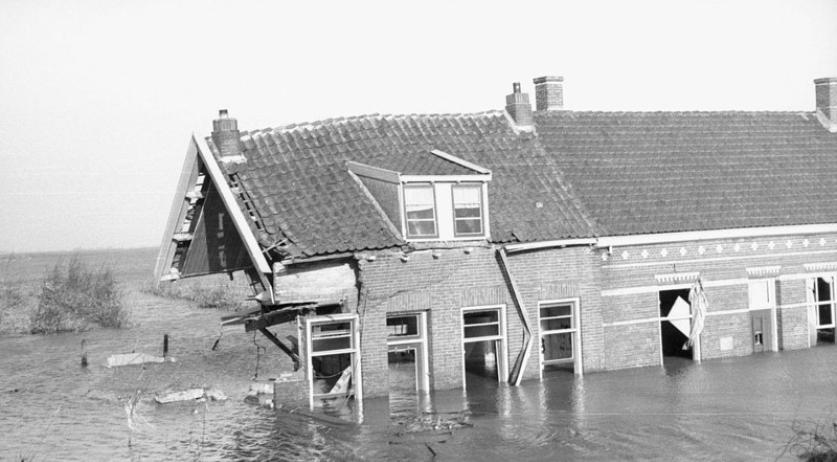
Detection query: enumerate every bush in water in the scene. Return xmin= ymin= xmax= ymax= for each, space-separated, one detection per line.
xmin=30 ymin=257 xmax=127 ymax=333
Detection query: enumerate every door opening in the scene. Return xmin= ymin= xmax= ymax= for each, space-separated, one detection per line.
xmin=386 ymin=312 xmax=429 ymax=394
xmin=538 ymin=300 xmax=582 ymax=376
xmin=461 ymin=306 xmax=506 ymax=389
xmin=659 ymin=288 xmax=693 ymax=360
xmin=814 ymin=276 xmax=837 ymax=345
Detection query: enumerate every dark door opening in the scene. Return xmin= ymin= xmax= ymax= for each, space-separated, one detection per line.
xmin=387 ymin=347 xmax=417 ymax=392
xmin=751 ymin=309 xmax=773 ymax=353
xmin=660 ymin=288 xmax=693 ymax=359
xmin=464 ymin=340 xmax=498 ymax=387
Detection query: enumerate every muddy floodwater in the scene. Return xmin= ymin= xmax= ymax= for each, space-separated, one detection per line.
xmin=2 ymin=289 xmax=837 ymax=461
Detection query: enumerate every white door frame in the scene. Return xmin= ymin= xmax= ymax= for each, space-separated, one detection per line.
xmin=536 ymin=298 xmax=583 ymax=378
xmin=460 ymin=304 xmax=508 ymax=388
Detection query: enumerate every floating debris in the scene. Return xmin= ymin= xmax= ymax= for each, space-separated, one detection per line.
xmin=154 ymin=387 xmax=228 ymax=404
xmin=106 ymin=353 xmax=176 ymax=368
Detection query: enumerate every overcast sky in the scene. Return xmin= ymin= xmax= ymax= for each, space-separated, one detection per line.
xmin=1 ymin=0 xmax=836 ymax=253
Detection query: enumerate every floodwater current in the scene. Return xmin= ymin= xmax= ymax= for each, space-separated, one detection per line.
xmin=2 ymin=290 xmax=837 ymax=461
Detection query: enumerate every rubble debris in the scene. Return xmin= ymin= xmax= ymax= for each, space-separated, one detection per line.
xmin=154 ymin=387 xmax=228 ymax=404
xmin=106 ymin=353 xmax=176 ymax=368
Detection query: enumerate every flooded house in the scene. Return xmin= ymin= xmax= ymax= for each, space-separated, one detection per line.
xmin=155 ymin=76 xmax=837 ymax=409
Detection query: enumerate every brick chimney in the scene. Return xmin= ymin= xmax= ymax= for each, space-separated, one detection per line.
xmin=211 ymin=109 xmax=242 ymax=157
xmin=533 ymin=76 xmax=564 ymax=111
xmin=505 ymin=83 xmax=533 ymax=128
xmin=815 ymin=77 xmax=837 ymax=132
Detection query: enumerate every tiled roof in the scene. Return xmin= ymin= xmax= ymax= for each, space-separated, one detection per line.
xmin=535 ymin=111 xmax=837 ymax=236
xmin=208 ymin=112 xmax=595 ymax=257
xmin=361 ymin=150 xmax=479 ymax=175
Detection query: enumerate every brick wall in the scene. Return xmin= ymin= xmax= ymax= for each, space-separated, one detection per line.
xmin=598 ymin=233 xmax=837 ymax=366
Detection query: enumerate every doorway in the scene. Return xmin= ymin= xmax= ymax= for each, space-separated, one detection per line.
xmin=461 ymin=306 xmax=507 ymax=389
xmin=659 ymin=288 xmax=693 ymax=360
xmin=813 ymin=276 xmax=836 ymax=345
xmin=386 ymin=312 xmax=429 ymax=393
xmin=538 ymin=299 xmax=582 ymax=376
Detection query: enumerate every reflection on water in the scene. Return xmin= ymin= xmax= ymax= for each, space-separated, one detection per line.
xmin=3 ymin=294 xmax=837 ymax=461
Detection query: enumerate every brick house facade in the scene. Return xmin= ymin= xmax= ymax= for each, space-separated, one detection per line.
xmin=156 ymin=76 xmax=837 ymax=407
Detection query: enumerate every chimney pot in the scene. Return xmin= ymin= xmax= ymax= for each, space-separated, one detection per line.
xmin=815 ymin=77 xmax=837 ymax=132
xmin=533 ymin=75 xmax=564 ymax=111
xmin=211 ymin=109 xmax=242 ymax=157
xmin=505 ymin=82 xmax=533 ymax=128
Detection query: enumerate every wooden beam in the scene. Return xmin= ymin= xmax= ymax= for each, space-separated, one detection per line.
xmin=497 ymin=247 xmax=532 ymax=386
xmin=258 ymin=327 xmax=300 ymax=370
xmin=154 ymin=138 xmax=201 ymax=287
xmin=193 ymin=134 xmax=273 ymax=301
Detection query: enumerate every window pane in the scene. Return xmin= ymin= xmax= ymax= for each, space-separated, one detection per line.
xmin=313 ymin=336 xmax=351 ymax=352
xmin=540 ymin=304 xmax=572 ymax=318
xmin=404 ymin=185 xmax=434 ymax=206
xmin=542 ymin=332 xmax=573 ymax=361
xmin=454 ymin=206 xmax=481 ymax=219
xmin=464 ymin=310 xmax=499 ymax=325
xmin=541 ymin=317 xmax=572 ymax=331
xmin=748 ymin=280 xmax=771 ymax=308
xmin=452 ymin=185 xmax=481 ymax=205
xmin=406 ymin=206 xmax=435 ymax=220
xmin=387 ymin=315 xmax=419 ymax=337
xmin=407 ymin=220 xmax=436 ymax=236
xmin=817 ymin=277 xmax=833 ymax=302
xmin=455 ymin=218 xmax=482 ymax=235
xmin=465 ymin=324 xmax=499 ymax=338
xmin=819 ymin=304 xmax=834 ymax=327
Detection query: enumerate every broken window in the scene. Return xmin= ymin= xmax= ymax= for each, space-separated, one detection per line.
xmin=387 ymin=314 xmax=420 ymax=339
xmin=815 ymin=276 xmax=836 ymax=328
xmin=306 ymin=314 xmax=361 ymax=408
xmin=462 ymin=307 xmax=506 ymax=387
xmin=452 ymin=184 xmax=483 ymax=236
xmin=404 ymin=183 xmax=437 ymax=238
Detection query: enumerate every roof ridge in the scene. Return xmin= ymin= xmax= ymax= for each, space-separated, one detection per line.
xmin=536 ymin=110 xmax=813 ymax=115
xmin=240 ymin=110 xmax=505 ymax=136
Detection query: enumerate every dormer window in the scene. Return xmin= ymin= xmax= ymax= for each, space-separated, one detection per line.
xmin=452 ymin=184 xmax=483 ymax=236
xmin=347 ymin=149 xmax=492 ymax=243
xmin=404 ymin=183 xmax=438 ymax=238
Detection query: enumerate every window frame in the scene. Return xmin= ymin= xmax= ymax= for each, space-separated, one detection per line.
xmin=537 ymin=299 xmax=583 ymax=375
xmin=402 ymin=182 xmax=438 ymax=239
xmin=814 ymin=275 xmax=837 ymax=329
xmin=451 ymin=183 xmax=485 ymax=237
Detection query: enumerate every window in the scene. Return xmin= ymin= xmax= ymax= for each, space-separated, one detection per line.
xmin=815 ymin=276 xmax=836 ymax=328
xmin=387 ymin=314 xmax=420 ymax=339
xmin=306 ymin=314 xmax=361 ymax=407
xmin=539 ymin=301 xmax=578 ymax=366
xmin=463 ymin=309 xmax=501 ymax=339
xmin=748 ymin=279 xmax=775 ymax=310
xmin=404 ymin=183 xmax=437 ymax=238
xmin=452 ymin=184 xmax=483 ymax=236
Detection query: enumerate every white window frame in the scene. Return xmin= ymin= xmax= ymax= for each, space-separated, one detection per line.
xmin=402 ymin=182 xmax=438 ymax=239
xmin=451 ymin=183 xmax=484 ymax=237
xmin=812 ymin=274 xmax=837 ymax=329
xmin=386 ymin=311 xmax=430 ymax=393
xmin=461 ymin=305 xmax=508 ymax=387
xmin=537 ymin=298 xmax=583 ymax=378
xmin=304 ymin=313 xmax=362 ymax=410
xmin=748 ymin=278 xmax=779 ymax=352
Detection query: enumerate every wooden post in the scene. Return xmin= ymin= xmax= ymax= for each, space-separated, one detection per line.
xmin=163 ymin=334 xmax=169 ymax=357
xmin=80 ymin=339 xmax=88 ymax=368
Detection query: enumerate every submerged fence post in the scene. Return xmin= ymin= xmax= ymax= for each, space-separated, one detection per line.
xmin=163 ymin=334 xmax=169 ymax=357
xmin=80 ymin=339 xmax=88 ymax=368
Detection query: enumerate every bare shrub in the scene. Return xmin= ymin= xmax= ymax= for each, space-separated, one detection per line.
xmin=144 ymin=278 xmax=249 ymax=311
xmin=30 ymin=257 xmax=127 ymax=333
xmin=782 ymin=419 xmax=837 ymax=461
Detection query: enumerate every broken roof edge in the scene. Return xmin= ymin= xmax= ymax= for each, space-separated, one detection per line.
xmin=429 ymin=149 xmax=491 ymax=175
xmin=192 ymin=133 xmax=273 ymax=277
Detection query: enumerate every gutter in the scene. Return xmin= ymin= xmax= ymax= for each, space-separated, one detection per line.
xmin=496 ymin=246 xmax=532 ymax=386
